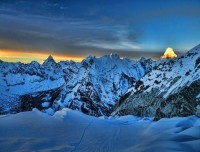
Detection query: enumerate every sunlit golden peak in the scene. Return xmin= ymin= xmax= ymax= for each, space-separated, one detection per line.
xmin=161 ymin=47 xmax=177 ymax=59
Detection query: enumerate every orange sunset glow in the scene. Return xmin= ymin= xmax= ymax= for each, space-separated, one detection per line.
xmin=0 ymin=50 xmax=83 ymax=63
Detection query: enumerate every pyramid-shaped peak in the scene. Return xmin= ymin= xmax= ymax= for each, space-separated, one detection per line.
xmin=161 ymin=47 xmax=177 ymax=59
xmin=43 ymin=55 xmax=56 ymax=66
xmin=46 ymin=55 xmax=54 ymax=61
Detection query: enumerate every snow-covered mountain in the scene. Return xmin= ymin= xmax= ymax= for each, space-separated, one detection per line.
xmin=113 ymin=44 xmax=200 ymax=120
xmin=1 ymin=44 xmax=199 ymax=119
xmin=0 ymin=54 xmax=153 ymax=116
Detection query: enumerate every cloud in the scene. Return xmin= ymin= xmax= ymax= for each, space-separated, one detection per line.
xmin=0 ymin=0 xmax=199 ymax=60
xmin=0 ymin=9 xmax=142 ymax=55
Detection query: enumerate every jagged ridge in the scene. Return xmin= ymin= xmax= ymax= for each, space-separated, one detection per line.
xmin=113 ymin=44 xmax=200 ymax=120
xmin=0 ymin=54 xmax=153 ymax=116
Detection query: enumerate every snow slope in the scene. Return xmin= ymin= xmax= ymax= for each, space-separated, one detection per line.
xmin=114 ymin=44 xmax=200 ymax=120
xmin=0 ymin=54 xmax=153 ymax=116
xmin=0 ymin=109 xmax=199 ymax=152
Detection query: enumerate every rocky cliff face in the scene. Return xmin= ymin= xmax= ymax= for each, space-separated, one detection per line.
xmin=113 ymin=44 xmax=200 ymax=120
xmin=1 ymin=45 xmax=199 ymax=119
xmin=0 ymin=54 xmax=153 ymax=116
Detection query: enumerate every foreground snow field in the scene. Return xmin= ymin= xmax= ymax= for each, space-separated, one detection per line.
xmin=0 ymin=109 xmax=199 ymax=152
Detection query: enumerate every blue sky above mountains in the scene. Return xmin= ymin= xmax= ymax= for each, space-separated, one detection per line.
xmin=0 ymin=0 xmax=200 ymax=62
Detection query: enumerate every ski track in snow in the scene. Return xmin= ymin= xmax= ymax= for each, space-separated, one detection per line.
xmin=0 ymin=108 xmax=199 ymax=152
xmin=71 ymin=120 xmax=93 ymax=152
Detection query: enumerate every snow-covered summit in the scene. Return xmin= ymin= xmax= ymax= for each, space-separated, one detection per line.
xmin=43 ymin=55 xmax=57 ymax=67
xmin=114 ymin=44 xmax=200 ymax=120
xmin=0 ymin=54 xmax=153 ymax=116
xmin=1 ymin=44 xmax=199 ymax=119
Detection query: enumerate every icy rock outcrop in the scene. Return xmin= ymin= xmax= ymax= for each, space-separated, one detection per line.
xmin=113 ymin=44 xmax=200 ymax=120
xmin=0 ymin=54 xmax=153 ymax=116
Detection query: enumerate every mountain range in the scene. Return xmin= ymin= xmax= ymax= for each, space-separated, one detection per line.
xmin=113 ymin=44 xmax=200 ymax=120
xmin=0 ymin=44 xmax=199 ymax=120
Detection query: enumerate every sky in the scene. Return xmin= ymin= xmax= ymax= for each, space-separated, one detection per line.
xmin=0 ymin=0 xmax=200 ymax=63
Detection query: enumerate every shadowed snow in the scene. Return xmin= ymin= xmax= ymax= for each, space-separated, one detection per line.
xmin=0 ymin=108 xmax=199 ymax=152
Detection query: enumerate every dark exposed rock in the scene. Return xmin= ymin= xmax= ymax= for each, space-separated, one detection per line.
xmin=195 ymin=57 xmax=200 ymax=68
xmin=114 ymin=79 xmax=200 ymax=121
xmin=154 ymin=80 xmax=200 ymax=120
xmin=20 ymin=86 xmax=62 ymax=112
xmin=113 ymin=44 xmax=200 ymax=120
